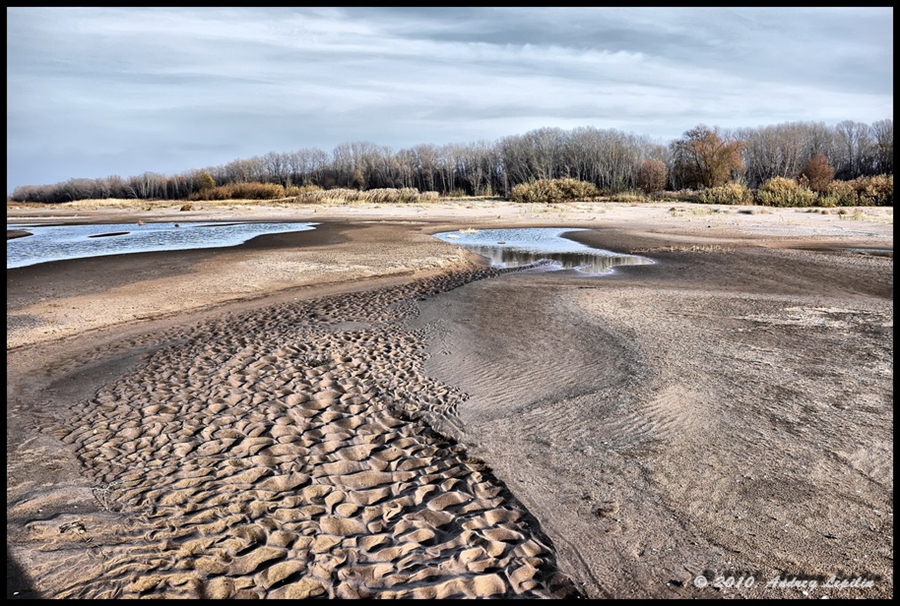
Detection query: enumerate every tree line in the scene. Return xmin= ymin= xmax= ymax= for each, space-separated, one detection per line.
xmin=8 ymin=119 xmax=892 ymax=204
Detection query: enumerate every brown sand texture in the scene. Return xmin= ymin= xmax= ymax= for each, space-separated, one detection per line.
xmin=7 ymin=201 xmax=893 ymax=599
xmin=13 ymin=266 xmax=579 ymax=599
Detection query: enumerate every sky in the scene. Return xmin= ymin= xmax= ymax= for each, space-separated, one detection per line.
xmin=6 ymin=7 xmax=893 ymax=194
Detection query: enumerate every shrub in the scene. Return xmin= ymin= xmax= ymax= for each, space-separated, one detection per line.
xmin=188 ymin=181 xmax=285 ymax=201
xmin=611 ymin=191 xmax=651 ymax=203
xmin=286 ymin=186 xmax=437 ymax=205
xmin=696 ymin=183 xmax=753 ymax=205
xmin=229 ymin=182 xmax=286 ymax=200
xmin=659 ymin=189 xmax=704 ymax=204
xmin=197 ymin=171 xmax=216 ymax=192
xmin=509 ymin=178 xmax=600 ymax=203
xmin=510 ymin=183 xmax=535 ymax=203
xmin=357 ymin=188 xmax=421 ymax=203
xmin=755 ymin=177 xmax=818 ymax=207
xmin=818 ymin=180 xmax=857 ymax=207
xmin=280 ymin=184 xmax=322 ymax=199
xmin=288 ymin=188 xmax=358 ymax=204
xmin=188 ymin=186 xmax=226 ymax=201
xmin=442 ymin=189 xmax=469 ymax=199
xmin=817 ymin=175 xmax=893 ymax=207
xmin=555 ymin=178 xmax=601 ymax=200
xmin=848 ymin=174 xmax=893 ymax=206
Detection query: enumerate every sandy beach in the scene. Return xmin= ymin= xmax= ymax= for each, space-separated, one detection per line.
xmin=7 ymin=200 xmax=893 ymax=598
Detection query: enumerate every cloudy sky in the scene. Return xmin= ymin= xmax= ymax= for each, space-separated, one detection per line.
xmin=6 ymin=7 xmax=893 ymax=193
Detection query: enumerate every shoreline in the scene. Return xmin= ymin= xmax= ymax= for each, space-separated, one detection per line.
xmin=8 ymin=201 xmax=893 ymax=351
xmin=7 ymin=202 xmax=894 ymax=598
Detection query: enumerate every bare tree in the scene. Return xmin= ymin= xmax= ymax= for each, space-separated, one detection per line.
xmin=834 ymin=120 xmax=871 ymax=179
xmin=869 ymin=119 xmax=893 ymax=175
xmin=406 ymin=144 xmax=439 ymax=193
xmin=10 ymin=117 xmax=890 ymax=203
xmin=263 ymin=151 xmax=289 ymax=186
xmin=798 ymin=153 xmax=835 ymax=192
xmin=286 ymin=148 xmax=329 ymax=186
xmin=671 ymin=125 xmax=745 ymax=189
xmin=635 ymin=159 xmax=668 ymax=193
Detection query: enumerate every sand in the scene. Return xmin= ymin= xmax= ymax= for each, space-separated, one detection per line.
xmin=6 ymin=200 xmax=893 ymax=598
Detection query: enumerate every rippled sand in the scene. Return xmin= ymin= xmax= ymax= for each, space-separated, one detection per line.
xmin=11 ymin=266 xmax=579 ymax=599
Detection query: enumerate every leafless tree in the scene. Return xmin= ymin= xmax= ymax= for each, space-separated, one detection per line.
xmin=799 ymin=153 xmax=835 ymax=192
xmin=671 ymin=125 xmax=746 ymax=189
xmin=870 ymin=119 xmax=893 ymax=175
xmin=834 ymin=120 xmax=871 ymax=179
xmin=635 ymin=159 xmax=668 ymax=193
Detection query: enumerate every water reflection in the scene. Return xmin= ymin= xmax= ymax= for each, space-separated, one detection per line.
xmin=6 ymin=221 xmax=318 ymax=269
xmin=433 ymin=227 xmax=653 ymax=275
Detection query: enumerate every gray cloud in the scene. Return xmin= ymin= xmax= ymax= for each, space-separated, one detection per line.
xmin=6 ymin=7 xmax=892 ymax=192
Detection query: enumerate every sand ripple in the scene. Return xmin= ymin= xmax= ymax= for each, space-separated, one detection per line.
xmin=42 ymin=265 xmax=578 ymax=598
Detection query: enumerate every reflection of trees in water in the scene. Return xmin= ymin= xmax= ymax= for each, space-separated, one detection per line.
xmin=465 ymin=245 xmax=652 ymax=274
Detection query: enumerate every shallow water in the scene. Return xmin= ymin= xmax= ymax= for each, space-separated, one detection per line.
xmin=433 ymin=227 xmax=653 ymax=274
xmin=6 ymin=221 xmax=318 ymax=269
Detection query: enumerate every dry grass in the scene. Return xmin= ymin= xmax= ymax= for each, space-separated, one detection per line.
xmin=667 ymin=206 xmax=725 ymax=218
xmin=633 ymin=244 xmax=730 ymax=254
xmin=807 ymin=207 xmax=894 ymax=223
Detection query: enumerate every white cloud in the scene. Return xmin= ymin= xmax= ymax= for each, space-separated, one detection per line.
xmin=6 ymin=6 xmax=892 ymax=192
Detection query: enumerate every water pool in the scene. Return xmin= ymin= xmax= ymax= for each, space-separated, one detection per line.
xmin=6 ymin=221 xmax=318 ymax=269
xmin=432 ymin=227 xmax=654 ymax=275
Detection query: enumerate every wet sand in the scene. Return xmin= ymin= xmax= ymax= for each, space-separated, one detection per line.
xmin=7 ymin=201 xmax=894 ymax=598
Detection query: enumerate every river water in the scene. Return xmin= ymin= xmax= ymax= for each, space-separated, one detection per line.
xmin=6 ymin=221 xmax=319 ymax=269
xmin=432 ymin=227 xmax=654 ymax=274
xmin=8 ymin=223 xmax=653 ymax=274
